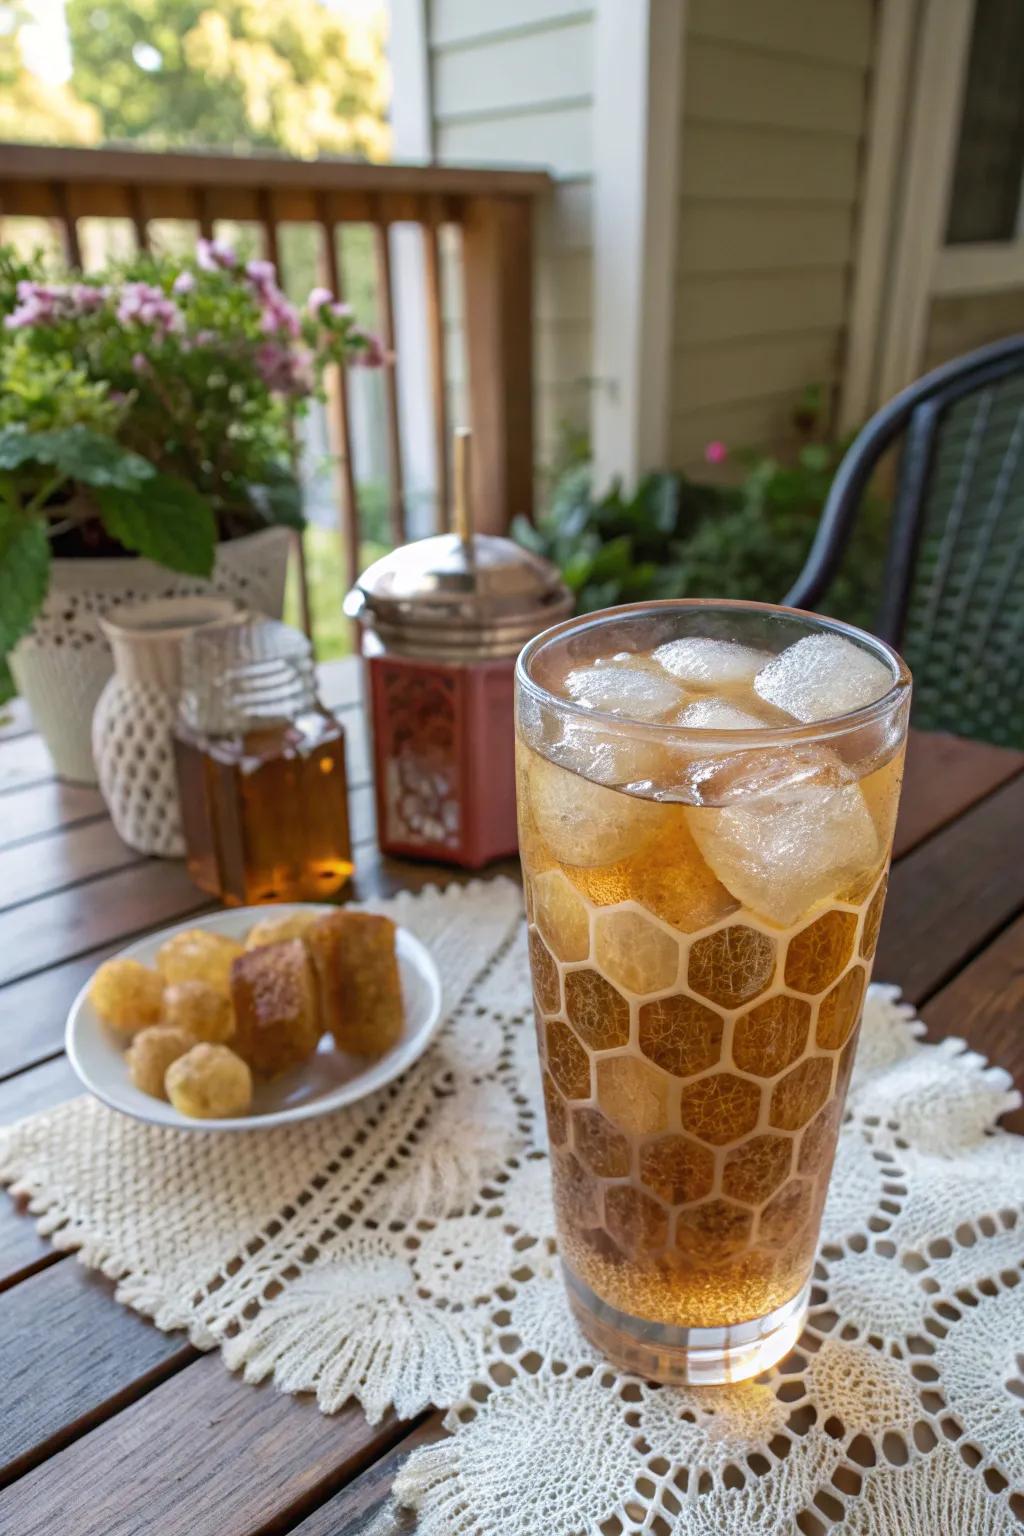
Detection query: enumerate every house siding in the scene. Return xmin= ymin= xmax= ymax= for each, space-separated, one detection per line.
xmin=427 ymin=0 xmax=595 ymax=471
xmin=668 ymin=0 xmax=876 ymax=470
xmin=923 ymin=290 xmax=1024 ymax=374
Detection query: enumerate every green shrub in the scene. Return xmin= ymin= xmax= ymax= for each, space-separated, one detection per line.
xmin=515 ymin=400 xmax=888 ymax=632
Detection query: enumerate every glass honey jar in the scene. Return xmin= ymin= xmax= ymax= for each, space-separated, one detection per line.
xmin=173 ymin=617 xmax=353 ymax=905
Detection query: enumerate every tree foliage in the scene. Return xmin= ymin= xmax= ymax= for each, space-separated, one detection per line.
xmin=65 ymin=0 xmax=389 ymax=157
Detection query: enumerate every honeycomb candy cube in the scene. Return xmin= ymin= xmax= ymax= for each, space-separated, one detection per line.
xmin=156 ymin=929 xmax=243 ymax=996
xmin=564 ymin=969 xmax=630 ymax=1050
xmin=732 ymin=995 xmax=810 ymax=1077
xmin=785 ymin=910 xmax=858 ymax=994
xmin=163 ymin=979 xmax=234 ymax=1044
xmin=126 ymin=1025 xmax=195 ymax=1099
xmin=687 ymin=925 xmax=776 ymax=1009
xmin=678 ymin=1072 xmax=761 ymax=1146
xmin=638 ymin=994 xmax=724 ymax=1077
xmin=165 ymin=1043 xmax=252 ymax=1119
xmin=245 ymin=910 xmax=319 ymax=951
xmin=89 ymin=957 xmax=164 ymax=1037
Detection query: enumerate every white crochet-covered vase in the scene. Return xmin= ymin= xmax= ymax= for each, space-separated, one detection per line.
xmin=10 ymin=525 xmax=290 ymax=784
xmin=92 ymin=596 xmax=239 ymax=857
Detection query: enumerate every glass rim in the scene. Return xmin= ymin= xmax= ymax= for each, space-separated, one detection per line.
xmin=515 ymin=598 xmax=912 ymax=748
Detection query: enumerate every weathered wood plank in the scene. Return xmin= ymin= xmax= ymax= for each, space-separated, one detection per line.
xmin=0 ymin=862 xmax=213 ymax=989
xmin=288 ymin=1416 xmax=447 ymax=1535
xmin=0 ymin=818 xmax=142 ymax=912
xmin=0 ymin=1353 xmax=408 ymax=1536
xmin=0 ymin=1262 xmax=196 ymax=1487
xmin=0 ymin=733 xmax=55 ymax=792
xmin=876 ymin=774 xmax=1024 ymax=1005
xmin=893 ymin=731 xmax=1024 ymax=859
xmin=0 ymin=783 xmax=106 ymax=849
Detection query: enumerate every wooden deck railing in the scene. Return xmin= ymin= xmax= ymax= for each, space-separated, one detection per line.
xmin=0 ymin=143 xmax=551 ymax=590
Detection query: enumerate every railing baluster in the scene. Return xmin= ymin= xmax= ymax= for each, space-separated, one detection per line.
xmin=423 ymin=200 xmax=450 ymax=533
xmin=259 ymin=189 xmax=311 ymax=640
xmin=258 ymin=190 xmax=280 ymax=269
xmin=196 ymin=188 xmax=214 ymax=242
xmin=51 ymin=181 xmax=81 ymax=269
xmin=373 ymin=211 xmax=406 ymax=546
xmin=129 ymin=185 xmax=150 ymax=254
xmin=317 ymin=197 xmax=362 ymax=605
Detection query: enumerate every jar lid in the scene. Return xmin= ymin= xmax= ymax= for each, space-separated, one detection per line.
xmin=345 ymin=532 xmax=573 ymax=658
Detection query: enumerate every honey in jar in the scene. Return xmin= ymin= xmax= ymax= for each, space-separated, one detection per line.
xmin=173 ymin=618 xmax=353 ymax=905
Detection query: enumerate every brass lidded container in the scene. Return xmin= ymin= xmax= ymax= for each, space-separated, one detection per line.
xmin=346 ymin=432 xmax=572 ymax=867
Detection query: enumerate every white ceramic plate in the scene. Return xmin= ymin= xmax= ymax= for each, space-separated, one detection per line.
xmin=66 ymin=904 xmax=443 ymax=1132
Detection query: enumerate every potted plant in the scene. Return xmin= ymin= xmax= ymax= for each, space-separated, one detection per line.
xmin=0 ymin=239 xmax=385 ymax=780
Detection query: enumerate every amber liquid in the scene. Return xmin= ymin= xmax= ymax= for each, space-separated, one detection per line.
xmin=174 ymin=710 xmax=354 ymax=906
xmin=518 ymin=737 xmax=904 ymax=1354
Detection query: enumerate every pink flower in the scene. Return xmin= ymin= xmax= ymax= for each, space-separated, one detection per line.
xmin=4 ymin=280 xmax=110 ymax=329
xmin=306 ymin=286 xmax=333 ymax=314
xmin=131 ymin=352 xmax=150 ymax=375
xmin=704 ymin=439 xmax=728 ymax=465
xmin=245 ymin=259 xmax=277 ymax=291
xmin=196 ymin=238 xmax=236 ymax=272
xmin=254 ymin=340 xmax=312 ymax=395
xmin=349 ymin=329 xmax=389 ymax=368
xmin=117 ymin=282 xmax=182 ymax=337
xmin=172 ymin=270 xmax=196 ymax=295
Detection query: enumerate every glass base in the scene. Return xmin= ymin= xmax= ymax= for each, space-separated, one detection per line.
xmin=564 ymin=1264 xmax=809 ymax=1386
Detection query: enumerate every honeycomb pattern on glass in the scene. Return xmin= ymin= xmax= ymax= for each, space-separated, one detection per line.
xmin=532 ymin=836 xmax=887 ymax=1328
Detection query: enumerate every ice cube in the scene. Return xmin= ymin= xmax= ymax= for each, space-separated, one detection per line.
xmin=687 ymin=780 xmax=881 ymax=927
xmin=653 ymin=637 xmax=772 ymax=688
xmin=754 ymin=634 xmax=892 ymax=723
xmin=524 ymin=748 xmax=664 ymax=866
xmin=676 ymin=698 xmax=767 ymax=732
xmin=547 ymin=719 xmax=670 ymax=789
xmin=564 ymin=664 xmax=683 ymax=720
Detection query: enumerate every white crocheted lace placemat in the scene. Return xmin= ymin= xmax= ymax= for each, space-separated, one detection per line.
xmin=2 ymin=877 xmax=1023 ymax=1536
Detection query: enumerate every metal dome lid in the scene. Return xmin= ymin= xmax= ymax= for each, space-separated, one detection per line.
xmin=344 ymin=432 xmax=572 ymax=659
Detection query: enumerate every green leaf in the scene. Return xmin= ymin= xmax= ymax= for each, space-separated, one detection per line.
xmin=0 ymin=506 xmax=50 ymax=655
xmin=561 ymin=549 xmax=595 ymax=592
xmin=0 ymin=655 xmax=15 ymax=707
xmin=589 ymin=535 xmax=634 ymax=582
xmin=246 ymin=469 xmax=305 ymax=530
xmin=0 ymin=426 xmax=155 ymax=490
xmin=510 ymin=513 xmax=547 ymax=556
xmin=98 ymin=474 xmax=217 ymax=576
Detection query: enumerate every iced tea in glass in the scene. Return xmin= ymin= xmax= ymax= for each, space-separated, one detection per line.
xmin=515 ymin=600 xmax=910 ymax=1384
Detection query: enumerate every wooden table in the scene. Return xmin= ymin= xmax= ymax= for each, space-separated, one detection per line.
xmin=1 ymin=658 xmax=1022 ymax=1535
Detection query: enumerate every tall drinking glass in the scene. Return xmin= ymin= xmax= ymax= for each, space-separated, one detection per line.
xmin=515 ymin=601 xmax=911 ymax=1384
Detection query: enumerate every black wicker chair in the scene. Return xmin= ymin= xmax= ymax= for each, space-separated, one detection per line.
xmin=785 ymin=336 xmax=1024 ymax=748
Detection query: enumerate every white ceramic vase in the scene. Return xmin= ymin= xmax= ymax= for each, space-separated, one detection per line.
xmin=92 ymin=597 xmax=240 ymax=857
xmin=10 ymin=525 xmax=291 ymax=784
